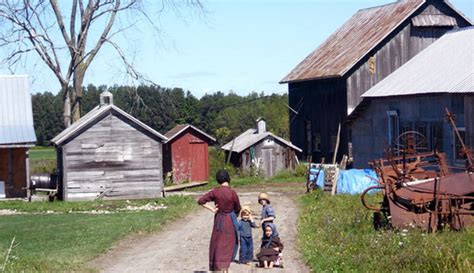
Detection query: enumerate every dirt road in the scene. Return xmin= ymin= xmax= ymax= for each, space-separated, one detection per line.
xmin=91 ymin=186 xmax=310 ymax=272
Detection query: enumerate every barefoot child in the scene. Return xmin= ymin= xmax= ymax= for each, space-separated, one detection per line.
xmin=238 ymin=206 xmax=258 ymax=264
xmin=256 ymin=223 xmax=283 ymax=269
xmin=258 ymin=192 xmax=278 ymax=236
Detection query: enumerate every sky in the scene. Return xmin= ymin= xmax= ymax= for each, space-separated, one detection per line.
xmin=3 ymin=0 xmax=474 ymax=97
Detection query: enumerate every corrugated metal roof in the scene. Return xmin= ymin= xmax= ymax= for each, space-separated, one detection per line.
xmin=0 ymin=75 xmax=36 ymax=146
xmin=51 ymin=103 xmax=167 ymax=146
xmin=280 ymin=0 xmax=425 ymax=83
xmin=362 ymin=27 xmax=474 ymax=97
xmin=221 ymin=128 xmax=302 ymax=153
xmin=164 ymin=124 xmax=216 ymax=143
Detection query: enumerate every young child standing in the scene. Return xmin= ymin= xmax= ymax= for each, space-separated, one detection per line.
xmin=256 ymin=223 xmax=284 ymax=269
xmin=238 ymin=206 xmax=258 ymax=264
xmin=258 ymin=192 xmax=278 ymax=236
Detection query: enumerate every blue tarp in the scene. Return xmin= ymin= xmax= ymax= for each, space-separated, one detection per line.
xmin=336 ymin=169 xmax=379 ymax=194
xmin=308 ymin=167 xmax=379 ymax=195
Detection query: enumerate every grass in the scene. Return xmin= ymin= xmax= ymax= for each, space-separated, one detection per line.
xmin=0 ymin=196 xmax=197 ymax=272
xmin=190 ymin=173 xmax=306 ymax=191
xmin=29 ymin=146 xmax=56 ymax=160
xmin=298 ymin=190 xmax=474 ymax=272
xmin=29 ymin=147 xmax=57 ymax=174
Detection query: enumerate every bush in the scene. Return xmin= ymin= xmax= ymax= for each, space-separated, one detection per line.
xmin=208 ymin=146 xmax=237 ymax=179
xmin=30 ymin=159 xmax=56 ymax=174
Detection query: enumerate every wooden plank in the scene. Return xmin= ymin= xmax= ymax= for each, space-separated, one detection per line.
xmin=164 ymin=181 xmax=208 ymax=192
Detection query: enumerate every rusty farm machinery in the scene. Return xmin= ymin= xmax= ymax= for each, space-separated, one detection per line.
xmin=361 ymin=109 xmax=474 ymax=232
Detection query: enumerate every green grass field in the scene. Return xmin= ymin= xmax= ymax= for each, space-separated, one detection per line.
xmin=29 ymin=147 xmax=56 ymax=160
xmin=0 ymin=196 xmax=197 ymax=272
xmin=298 ymin=190 xmax=474 ymax=272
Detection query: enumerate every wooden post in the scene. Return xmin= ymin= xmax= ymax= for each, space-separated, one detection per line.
xmin=226 ymin=138 xmax=235 ymax=164
xmin=331 ymin=122 xmax=342 ymax=196
xmin=26 ymin=149 xmax=31 ymax=202
xmin=332 ymin=122 xmax=342 ymax=165
xmin=7 ymin=148 xmax=12 ymax=198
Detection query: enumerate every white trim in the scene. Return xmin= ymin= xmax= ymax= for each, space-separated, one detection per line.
xmin=165 ymin=125 xmax=216 ymax=143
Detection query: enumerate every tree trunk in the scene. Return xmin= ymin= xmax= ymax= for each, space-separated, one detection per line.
xmin=62 ymin=85 xmax=71 ymax=128
xmin=71 ymin=68 xmax=85 ymax=123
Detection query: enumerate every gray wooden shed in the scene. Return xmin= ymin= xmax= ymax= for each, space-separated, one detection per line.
xmin=51 ymin=92 xmax=167 ymax=201
xmin=280 ymin=0 xmax=472 ymax=163
xmin=222 ymin=118 xmax=302 ymax=177
xmin=350 ymin=27 xmax=474 ymax=168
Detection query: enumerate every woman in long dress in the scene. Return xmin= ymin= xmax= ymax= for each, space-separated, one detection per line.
xmin=198 ymin=169 xmax=241 ymax=272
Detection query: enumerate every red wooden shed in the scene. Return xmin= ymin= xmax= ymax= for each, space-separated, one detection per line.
xmin=163 ymin=124 xmax=215 ymax=183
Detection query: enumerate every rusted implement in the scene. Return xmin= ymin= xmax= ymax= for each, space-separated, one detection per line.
xmin=362 ymin=109 xmax=474 ymax=232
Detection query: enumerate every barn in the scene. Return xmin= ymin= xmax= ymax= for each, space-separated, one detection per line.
xmin=222 ymin=118 xmax=302 ymax=177
xmin=350 ymin=27 xmax=474 ymax=168
xmin=163 ymin=124 xmax=215 ymax=183
xmin=51 ymin=91 xmax=167 ymax=201
xmin=0 ymin=75 xmax=36 ymax=199
xmin=280 ymin=0 xmax=472 ymax=163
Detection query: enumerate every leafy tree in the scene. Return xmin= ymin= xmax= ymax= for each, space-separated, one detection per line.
xmin=0 ymin=0 xmax=202 ymax=128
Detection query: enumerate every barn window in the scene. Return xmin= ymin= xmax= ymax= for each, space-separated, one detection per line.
xmin=313 ymin=133 xmax=321 ymax=152
xmin=399 ymin=121 xmax=443 ymax=153
xmin=264 ymin=137 xmax=274 ymax=147
xmin=454 ymin=128 xmax=466 ymax=162
xmin=387 ymin=110 xmax=399 ymax=147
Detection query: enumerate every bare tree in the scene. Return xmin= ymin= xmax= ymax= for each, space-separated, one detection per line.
xmin=0 ymin=0 xmax=202 ymax=127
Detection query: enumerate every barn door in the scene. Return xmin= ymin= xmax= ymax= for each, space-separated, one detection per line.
xmin=190 ymin=142 xmax=207 ymax=181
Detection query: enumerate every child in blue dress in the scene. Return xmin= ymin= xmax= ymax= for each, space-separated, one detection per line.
xmin=238 ymin=206 xmax=258 ymax=264
xmin=258 ymin=192 xmax=278 ymax=236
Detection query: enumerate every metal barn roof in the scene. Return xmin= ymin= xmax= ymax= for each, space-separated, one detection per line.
xmin=0 ymin=75 xmax=36 ymax=147
xmin=164 ymin=124 xmax=216 ymax=143
xmin=280 ymin=0 xmax=472 ymax=84
xmin=222 ymin=128 xmax=302 ymax=153
xmin=362 ymin=27 xmax=474 ymax=97
xmin=52 ymin=104 xmax=167 ymax=146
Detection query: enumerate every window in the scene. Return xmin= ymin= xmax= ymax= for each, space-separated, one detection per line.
xmin=313 ymin=133 xmax=321 ymax=152
xmin=398 ymin=121 xmax=443 ymax=152
xmin=454 ymin=128 xmax=466 ymax=162
xmin=387 ymin=111 xmax=399 ymax=146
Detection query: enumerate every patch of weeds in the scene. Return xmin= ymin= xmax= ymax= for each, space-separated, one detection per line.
xmin=298 ymin=191 xmax=474 ymax=272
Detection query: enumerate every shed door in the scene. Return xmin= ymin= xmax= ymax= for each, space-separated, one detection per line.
xmin=190 ymin=142 xmax=208 ymax=181
xmin=262 ymin=148 xmax=273 ymax=177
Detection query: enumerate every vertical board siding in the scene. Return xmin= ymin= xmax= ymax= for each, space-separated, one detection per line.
xmin=289 ymin=78 xmax=348 ymax=163
xmin=63 ymin=114 xmax=163 ymax=200
xmin=238 ymin=139 xmax=296 ymax=177
xmin=288 ymin=2 xmax=470 ymax=164
xmin=170 ymin=131 xmax=209 ymax=183
xmin=352 ymin=94 xmax=468 ymax=168
xmin=0 ymin=148 xmax=27 ymax=198
xmin=465 ymin=95 xmax=474 ymax=150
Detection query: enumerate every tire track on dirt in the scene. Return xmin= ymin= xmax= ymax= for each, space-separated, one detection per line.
xmin=90 ymin=190 xmax=309 ymax=272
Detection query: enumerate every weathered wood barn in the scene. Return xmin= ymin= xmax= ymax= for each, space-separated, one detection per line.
xmin=222 ymin=118 xmax=302 ymax=177
xmin=350 ymin=27 xmax=474 ymax=168
xmin=280 ymin=0 xmax=472 ymax=163
xmin=51 ymin=92 xmax=167 ymax=201
xmin=163 ymin=124 xmax=215 ymax=183
xmin=0 ymin=75 xmax=36 ymax=198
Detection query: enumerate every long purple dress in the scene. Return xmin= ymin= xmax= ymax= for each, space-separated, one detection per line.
xmin=198 ymin=186 xmax=241 ymax=271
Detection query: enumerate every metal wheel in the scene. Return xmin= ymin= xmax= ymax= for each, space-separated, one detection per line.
xmin=393 ymin=131 xmax=429 ymax=155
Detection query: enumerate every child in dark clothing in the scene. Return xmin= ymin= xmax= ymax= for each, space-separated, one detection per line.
xmin=256 ymin=223 xmax=284 ymax=269
xmin=258 ymin=192 xmax=278 ymax=236
xmin=238 ymin=206 xmax=258 ymax=264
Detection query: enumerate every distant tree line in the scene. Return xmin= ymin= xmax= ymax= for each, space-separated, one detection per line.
xmin=32 ymin=84 xmax=289 ymax=146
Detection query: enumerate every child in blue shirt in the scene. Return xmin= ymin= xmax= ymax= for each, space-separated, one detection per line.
xmin=238 ymin=206 xmax=258 ymax=264
xmin=258 ymin=192 xmax=278 ymax=236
